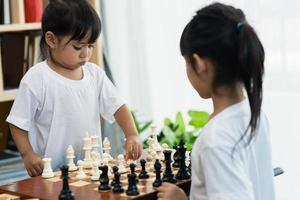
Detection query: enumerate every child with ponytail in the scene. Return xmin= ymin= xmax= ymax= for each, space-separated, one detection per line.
xmin=157 ymin=2 xmax=275 ymax=200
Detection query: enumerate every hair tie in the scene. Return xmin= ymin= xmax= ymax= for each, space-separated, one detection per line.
xmin=236 ymin=21 xmax=246 ymax=32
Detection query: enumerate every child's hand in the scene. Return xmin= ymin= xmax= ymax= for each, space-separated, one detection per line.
xmin=22 ymin=151 xmax=44 ymax=177
xmin=156 ymin=183 xmax=188 ymax=200
xmin=125 ymin=135 xmax=142 ymax=160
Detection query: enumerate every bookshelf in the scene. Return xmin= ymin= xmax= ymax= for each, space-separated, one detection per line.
xmin=0 ymin=0 xmax=103 ymax=102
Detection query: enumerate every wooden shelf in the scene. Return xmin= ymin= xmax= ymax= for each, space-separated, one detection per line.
xmin=0 ymin=23 xmax=41 ymax=33
xmin=0 ymin=89 xmax=18 ymax=102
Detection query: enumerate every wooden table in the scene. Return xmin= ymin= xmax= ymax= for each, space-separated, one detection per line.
xmin=0 ymin=171 xmax=191 ymax=200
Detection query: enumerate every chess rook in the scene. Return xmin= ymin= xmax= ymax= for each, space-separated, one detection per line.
xmin=42 ymin=158 xmax=54 ymax=178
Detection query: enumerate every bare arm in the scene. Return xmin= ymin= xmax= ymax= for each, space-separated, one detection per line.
xmin=9 ymin=124 xmax=43 ymax=177
xmin=114 ymin=104 xmax=142 ymax=160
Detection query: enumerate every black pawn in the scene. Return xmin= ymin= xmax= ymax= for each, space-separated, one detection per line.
xmin=111 ymin=166 xmax=119 ymax=186
xmin=176 ymin=139 xmax=190 ymax=180
xmin=59 ymin=165 xmax=74 ymax=200
xmin=152 ymin=159 xmax=162 ymax=187
xmin=139 ymin=159 xmax=149 ymax=179
xmin=172 ymin=145 xmax=180 ymax=168
xmin=112 ymin=167 xmax=124 ymax=193
xmin=126 ymin=169 xmax=139 ymax=195
xmin=129 ymin=163 xmax=139 ymax=183
xmin=98 ymin=165 xmax=111 ymax=191
xmin=162 ymin=150 xmax=176 ymax=183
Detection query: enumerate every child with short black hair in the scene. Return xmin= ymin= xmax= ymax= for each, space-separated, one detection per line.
xmin=7 ymin=0 xmax=142 ymax=177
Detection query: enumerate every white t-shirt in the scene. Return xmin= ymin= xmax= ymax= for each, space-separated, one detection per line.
xmin=190 ymin=99 xmax=275 ymax=200
xmin=6 ymin=61 xmax=125 ymax=170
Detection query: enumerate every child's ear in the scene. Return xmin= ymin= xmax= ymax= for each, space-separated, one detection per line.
xmin=45 ymin=31 xmax=58 ymax=49
xmin=192 ymin=53 xmax=208 ymax=75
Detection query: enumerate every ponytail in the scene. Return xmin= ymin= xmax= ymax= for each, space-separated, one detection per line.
xmin=237 ymin=23 xmax=265 ymax=143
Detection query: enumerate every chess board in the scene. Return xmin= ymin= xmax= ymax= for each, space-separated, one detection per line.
xmin=0 ymin=166 xmax=191 ymax=200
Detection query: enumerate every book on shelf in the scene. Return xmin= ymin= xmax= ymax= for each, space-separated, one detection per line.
xmin=3 ymin=0 xmax=10 ymax=24
xmin=24 ymin=0 xmax=43 ymax=23
xmin=10 ymin=0 xmax=25 ymax=24
xmin=1 ymin=33 xmax=26 ymax=90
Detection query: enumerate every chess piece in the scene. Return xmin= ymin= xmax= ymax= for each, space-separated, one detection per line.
xmin=91 ymin=161 xmax=100 ymax=181
xmin=91 ymin=135 xmax=100 ymax=153
xmin=129 ymin=163 xmax=139 ymax=183
xmin=152 ymin=159 xmax=162 ymax=187
xmin=75 ymin=160 xmax=87 ymax=180
xmin=160 ymin=143 xmax=169 ymax=160
xmin=102 ymin=157 xmax=112 ymax=176
xmin=66 ymin=145 xmax=77 ymax=171
xmin=147 ymin=137 xmax=155 ymax=160
xmin=98 ymin=165 xmax=111 ymax=190
xmin=42 ymin=158 xmax=54 ymax=178
xmin=126 ymin=165 xmax=139 ymax=196
xmin=138 ymin=159 xmax=149 ymax=179
xmin=117 ymin=154 xmax=126 ymax=173
xmin=112 ymin=166 xmax=124 ymax=193
xmin=111 ymin=166 xmax=119 ymax=186
xmin=150 ymin=124 xmax=162 ymax=152
xmin=162 ymin=150 xmax=176 ymax=183
xmin=59 ymin=165 xmax=74 ymax=200
xmin=176 ymin=139 xmax=190 ymax=180
xmin=103 ymin=137 xmax=113 ymax=160
xmin=172 ymin=145 xmax=180 ymax=168
xmin=82 ymin=132 xmax=93 ymax=168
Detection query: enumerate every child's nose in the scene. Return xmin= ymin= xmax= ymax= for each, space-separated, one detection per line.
xmin=80 ymin=47 xmax=90 ymax=59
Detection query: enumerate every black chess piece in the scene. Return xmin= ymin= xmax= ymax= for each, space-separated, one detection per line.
xmin=59 ymin=165 xmax=74 ymax=200
xmin=172 ymin=145 xmax=180 ymax=168
xmin=188 ymin=152 xmax=191 ymax=175
xmin=129 ymin=162 xmax=139 ymax=183
xmin=152 ymin=159 xmax=162 ymax=187
xmin=176 ymin=139 xmax=190 ymax=180
xmin=139 ymin=158 xmax=149 ymax=179
xmin=126 ymin=169 xmax=139 ymax=196
xmin=111 ymin=166 xmax=119 ymax=186
xmin=162 ymin=150 xmax=176 ymax=183
xmin=98 ymin=165 xmax=111 ymax=190
xmin=112 ymin=167 xmax=124 ymax=193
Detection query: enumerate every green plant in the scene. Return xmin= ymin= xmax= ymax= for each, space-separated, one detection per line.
xmin=158 ymin=110 xmax=209 ymax=151
xmin=131 ymin=111 xmax=152 ymax=148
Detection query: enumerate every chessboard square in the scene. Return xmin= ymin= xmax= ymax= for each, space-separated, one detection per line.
xmin=69 ymin=180 xmax=91 ymax=187
xmin=45 ymin=176 xmax=61 ymax=182
xmin=0 ymin=193 xmax=20 ymax=200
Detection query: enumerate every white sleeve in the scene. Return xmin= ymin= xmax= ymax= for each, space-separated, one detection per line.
xmin=6 ymin=81 xmax=40 ymax=132
xmin=98 ymin=73 xmax=125 ymax=123
xmin=200 ymin=146 xmax=255 ymax=200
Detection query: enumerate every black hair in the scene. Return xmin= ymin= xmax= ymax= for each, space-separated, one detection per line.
xmin=40 ymin=0 xmax=101 ymax=59
xmin=180 ymin=2 xmax=265 ymax=144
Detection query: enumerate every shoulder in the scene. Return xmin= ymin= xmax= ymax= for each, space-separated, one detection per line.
xmin=21 ymin=61 xmax=47 ymax=85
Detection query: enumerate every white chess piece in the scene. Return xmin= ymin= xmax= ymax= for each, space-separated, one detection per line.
xmin=42 ymin=158 xmax=54 ymax=178
xmin=150 ymin=124 xmax=162 ymax=152
xmin=117 ymin=154 xmax=126 ymax=173
xmin=91 ymin=161 xmax=100 ymax=181
xmin=76 ymin=160 xmax=87 ymax=180
xmin=103 ymin=137 xmax=113 ymax=160
xmin=91 ymin=135 xmax=100 ymax=153
xmin=66 ymin=145 xmax=77 ymax=171
xmin=82 ymin=132 xmax=93 ymax=168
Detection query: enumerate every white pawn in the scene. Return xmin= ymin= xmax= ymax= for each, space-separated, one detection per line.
xmin=42 ymin=158 xmax=54 ymax=178
xmin=117 ymin=154 xmax=126 ymax=173
xmin=66 ymin=145 xmax=77 ymax=171
xmin=150 ymin=124 xmax=162 ymax=152
xmin=76 ymin=160 xmax=87 ymax=180
xmin=91 ymin=161 xmax=100 ymax=181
